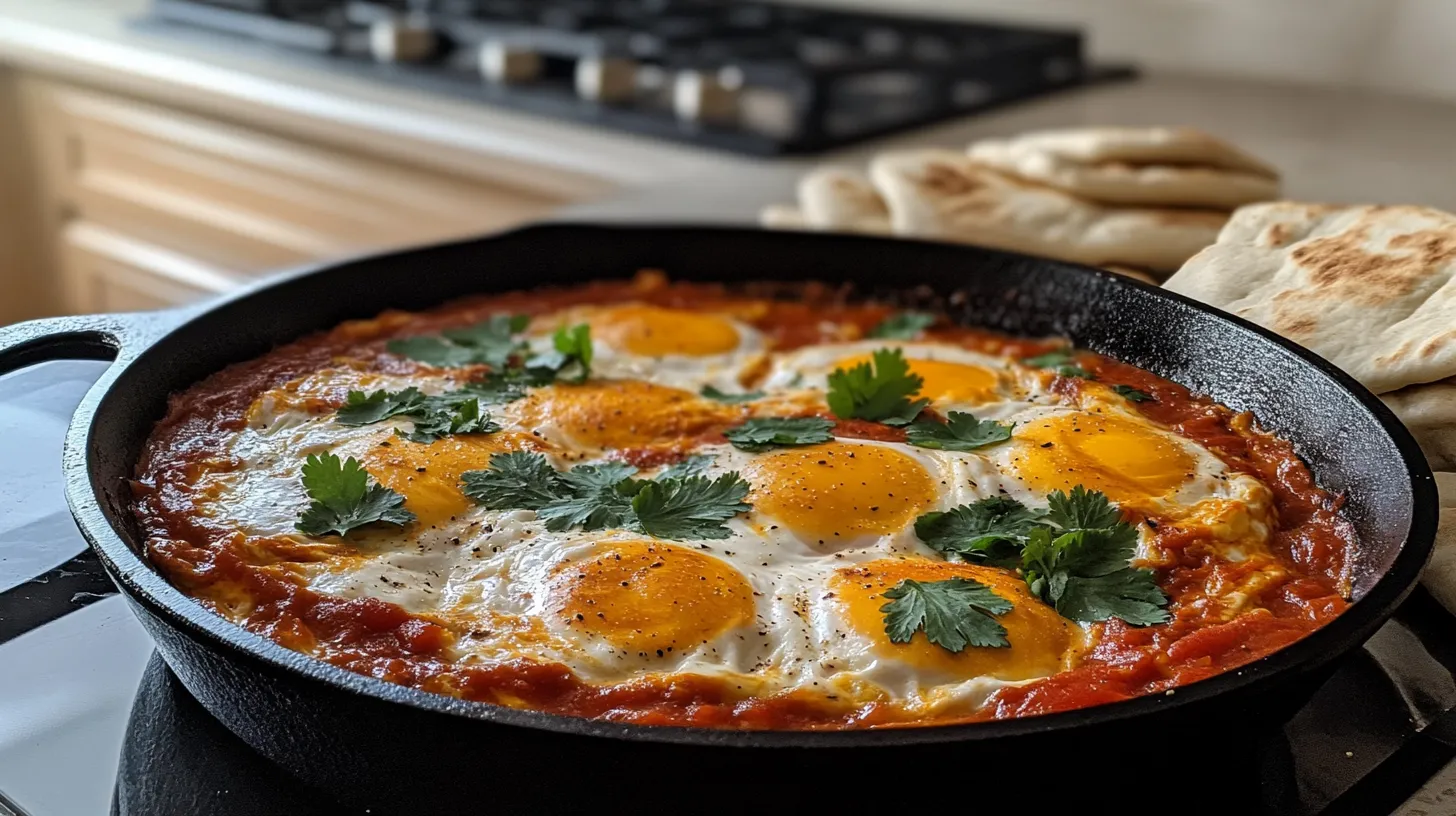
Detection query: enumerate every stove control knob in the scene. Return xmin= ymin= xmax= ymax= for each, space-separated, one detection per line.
xmin=368 ymin=15 xmax=437 ymax=63
xmin=672 ymin=69 xmax=740 ymax=124
xmin=576 ymin=56 xmax=637 ymax=103
xmin=479 ymin=40 xmax=543 ymax=84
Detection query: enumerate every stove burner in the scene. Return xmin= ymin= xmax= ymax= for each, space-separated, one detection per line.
xmin=141 ymin=0 xmax=1112 ymax=155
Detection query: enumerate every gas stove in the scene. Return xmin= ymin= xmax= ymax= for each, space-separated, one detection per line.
xmin=137 ymin=0 xmax=1117 ymax=155
xmin=4 ymin=362 xmax=1456 ymax=815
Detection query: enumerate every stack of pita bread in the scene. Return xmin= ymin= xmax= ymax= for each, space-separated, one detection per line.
xmin=1162 ymin=202 xmax=1456 ymax=612
xmin=762 ymin=127 xmax=1282 ymax=281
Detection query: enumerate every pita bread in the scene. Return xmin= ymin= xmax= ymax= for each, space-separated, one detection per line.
xmin=1419 ymin=472 xmax=1456 ymax=614
xmin=1163 ymin=202 xmax=1456 ymax=395
xmin=868 ymin=150 xmax=1226 ymax=273
xmin=759 ymin=204 xmax=809 ymax=230
xmin=1382 ymin=380 xmax=1456 ymax=470
xmin=967 ymin=131 xmax=1280 ymax=209
xmin=797 ymin=167 xmax=892 ymax=235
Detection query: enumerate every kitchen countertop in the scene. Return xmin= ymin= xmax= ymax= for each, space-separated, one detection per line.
xmin=6 ymin=0 xmax=1456 ymax=211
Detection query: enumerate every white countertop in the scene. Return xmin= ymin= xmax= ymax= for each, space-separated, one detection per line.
xmin=6 ymin=0 xmax=1456 ymax=214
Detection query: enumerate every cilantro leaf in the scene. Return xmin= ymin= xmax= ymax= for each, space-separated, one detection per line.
xmin=701 ymin=385 xmax=765 ymax=404
xmin=905 ymin=412 xmax=1014 ymax=451
xmin=1020 ymin=518 xmax=1167 ymax=625
xmin=386 ymin=314 xmax=529 ymax=368
xmin=536 ymin=462 xmax=642 ymax=532
xmin=631 ymin=473 xmax=751 ymax=540
xmin=881 ymin=577 xmax=1012 ymax=652
xmin=336 ymin=387 xmax=427 ymax=426
xmin=296 ymin=453 xmax=414 ymax=537
xmin=460 ymin=453 xmax=751 ymax=540
xmin=1056 ymin=570 xmax=1170 ymax=626
xmin=1023 ymin=349 xmax=1095 ymax=380
xmin=867 ymin=311 xmax=935 ymax=340
xmin=1113 ymin=384 xmax=1153 ymax=403
xmin=399 ymin=397 xmax=500 ymax=444
xmin=1021 ymin=350 xmax=1075 ymax=369
xmin=335 ymin=387 xmax=500 ymax=443
xmin=1046 ymin=485 xmax=1124 ymax=531
xmin=723 ymin=417 xmax=835 ymax=452
xmin=914 ymin=496 xmax=1047 ymax=563
xmin=659 ymin=455 xmax=714 ymax=480
xmin=825 ymin=347 xmax=929 ymax=426
xmin=529 ymin=324 xmax=593 ymax=383
xmin=460 ymin=451 xmax=563 ymax=511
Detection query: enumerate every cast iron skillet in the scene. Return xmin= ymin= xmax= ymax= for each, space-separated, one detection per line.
xmin=0 ymin=225 xmax=1438 ymax=811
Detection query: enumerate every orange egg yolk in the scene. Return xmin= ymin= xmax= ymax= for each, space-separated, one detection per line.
xmin=832 ymin=559 xmax=1074 ymax=681
xmin=837 ymin=353 xmax=1000 ymax=405
xmin=1012 ymin=412 xmax=1196 ymax=504
xmin=585 ymin=304 xmax=742 ymax=357
xmin=740 ymin=441 xmax=937 ymax=548
xmin=512 ymin=380 xmax=741 ymax=449
xmin=548 ymin=540 xmax=755 ymax=655
xmin=354 ymin=431 xmax=539 ymax=528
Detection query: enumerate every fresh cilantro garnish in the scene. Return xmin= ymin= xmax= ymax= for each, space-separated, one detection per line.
xmin=1113 ymin=384 xmax=1153 ymax=403
xmin=459 ymin=451 xmax=562 ymax=511
xmin=1046 ymin=485 xmax=1125 ymax=531
xmin=701 ymin=385 xmax=765 ymax=404
xmin=723 ymin=417 xmax=835 ymax=452
xmin=336 ymin=387 xmax=427 ymax=426
xmin=535 ymin=462 xmax=642 ymax=532
xmin=1022 ymin=348 xmax=1095 ymax=380
xmin=529 ymin=324 xmax=593 ymax=383
xmin=399 ymin=397 xmax=500 ymax=443
xmin=868 ymin=311 xmax=935 ymax=340
xmin=335 ymin=387 xmax=500 ymax=443
xmin=631 ymin=473 xmax=752 ymax=540
xmin=1020 ymin=524 xmax=1167 ymax=626
xmin=460 ymin=452 xmax=751 ymax=540
xmin=1021 ymin=350 xmax=1074 ymax=369
xmin=914 ymin=496 xmax=1047 ymax=564
xmin=659 ymin=455 xmax=714 ymax=479
xmin=913 ymin=486 xmax=1168 ymax=626
xmin=905 ymin=412 xmax=1013 ymax=451
xmin=881 ymin=577 xmax=1012 ymax=652
xmin=386 ymin=314 xmax=530 ymax=368
xmin=825 ymin=348 xmax=929 ymax=426
xmin=295 ymin=453 xmax=414 ymax=537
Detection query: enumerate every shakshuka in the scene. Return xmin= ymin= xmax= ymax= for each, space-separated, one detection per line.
xmin=132 ymin=272 xmax=1354 ymax=729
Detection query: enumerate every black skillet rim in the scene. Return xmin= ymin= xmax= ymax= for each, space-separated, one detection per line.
xmin=65 ymin=223 xmax=1441 ymax=748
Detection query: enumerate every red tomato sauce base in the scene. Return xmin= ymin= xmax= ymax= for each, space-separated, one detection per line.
xmin=132 ymin=275 xmax=1354 ymax=730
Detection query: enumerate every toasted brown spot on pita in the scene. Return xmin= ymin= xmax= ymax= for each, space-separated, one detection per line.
xmin=1270 ymin=291 xmax=1318 ymax=339
xmin=918 ymin=162 xmax=986 ymax=197
xmin=1290 ymin=225 xmax=1456 ymax=305
xmin=1421 ymin=329 xmax=1456 ymax=359
xmin=1263 ymin=223 xmax=1295 ymax=248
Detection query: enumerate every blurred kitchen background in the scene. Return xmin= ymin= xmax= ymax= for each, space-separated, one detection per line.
xmin=3 ymin=0 xmax=1456 ymax=326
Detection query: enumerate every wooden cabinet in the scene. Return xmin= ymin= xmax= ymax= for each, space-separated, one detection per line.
xmin=11 ymin=76 xmax=609 ymax=314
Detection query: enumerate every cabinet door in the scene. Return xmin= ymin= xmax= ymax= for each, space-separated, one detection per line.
xmin=58 ymin=221 xmax=239 ymax=313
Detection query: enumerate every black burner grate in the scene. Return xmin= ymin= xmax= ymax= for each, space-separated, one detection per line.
xmin=145 ymin=0 xmax=1115 ymax=155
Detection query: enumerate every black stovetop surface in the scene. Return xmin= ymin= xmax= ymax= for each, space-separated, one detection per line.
xmin=2 ymin=355 xmax=1455 ymax=815
xmin=137 ymin=0 xmax=1132 ymax=155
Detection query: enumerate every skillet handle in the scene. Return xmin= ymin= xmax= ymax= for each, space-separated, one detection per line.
xmin=0 ymin=310 xmax=180 ymax=373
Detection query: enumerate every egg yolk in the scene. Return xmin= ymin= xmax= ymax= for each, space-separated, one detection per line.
xmin=832 ymin=559 xmax=1074 ymax=681
xmin=741 ymin=441 xmax=937 ymax=548
xmin=1012 ymin=412 xmax=1196 ymax=504
xmin=837 ymin=353 xmax=1000 ymax=405
xmin=512 ymin=380 xmax=741 ymax=449
xmin=355 ymin=431 xmax=539 ymax=528
xmin=585 ymin=304 xmax=742 ymax=357
xmin=548 ymin=540 xmax=755 ymax=655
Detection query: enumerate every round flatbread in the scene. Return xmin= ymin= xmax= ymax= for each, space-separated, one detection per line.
xmin=868 ymin=149 xmax=1226 ymax=273
xmin=796 ymin=167 xmax=892 ymax=235
xmin=1420 ymin=472 xmax=1456 ymax=615
xmin=967 ymin=127 xmax=1280 ymax=209
xmin=1163 ymin=202 xmax=1456 ymax=395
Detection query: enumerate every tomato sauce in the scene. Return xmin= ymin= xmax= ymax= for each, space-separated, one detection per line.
xmin=132 ymin=277 xmax=1353 ymax=730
